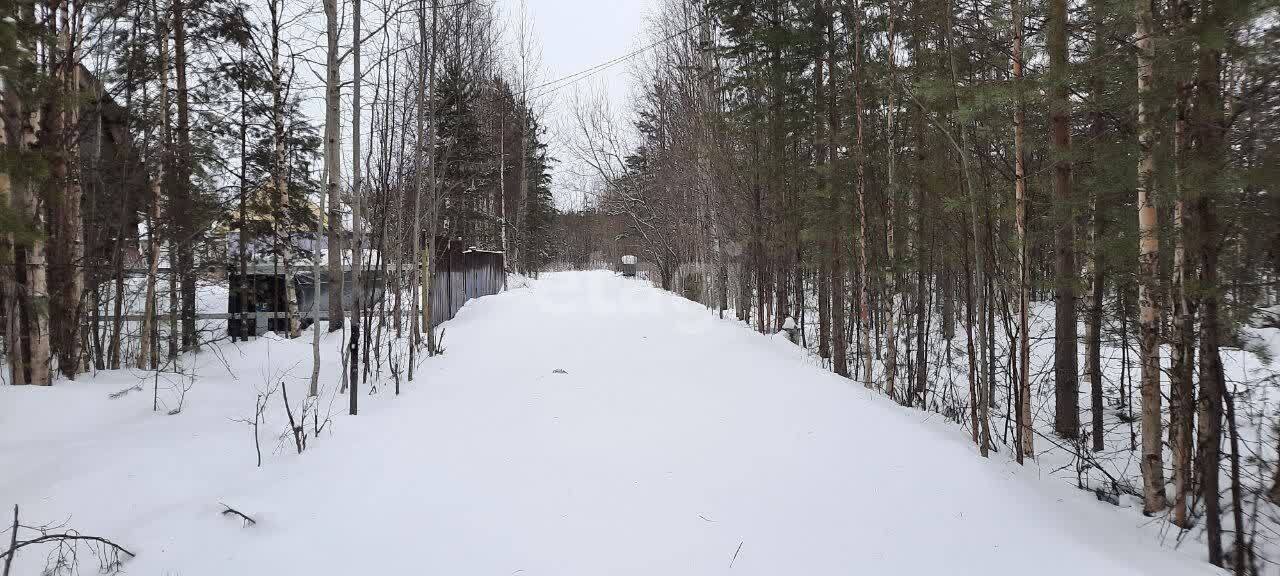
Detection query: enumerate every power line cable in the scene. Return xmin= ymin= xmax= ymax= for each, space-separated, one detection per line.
xmin=523 ymin=18 xmax=703 ymax=100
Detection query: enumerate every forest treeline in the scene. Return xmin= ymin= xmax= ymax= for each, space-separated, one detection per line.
xmin=559 ymin=0 xmax=1279 ymax=571
xmin=1 ymin=0 xmax=557 ymax=392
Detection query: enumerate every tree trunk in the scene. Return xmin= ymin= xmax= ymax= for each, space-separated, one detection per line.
xmin=498 ymin=110 xmax=508 ymax=259
xmin=109 ymin=251 xmax=124 ymax=369
xmin=913 ymin=255 xmax=927 ymax=407
xmin=109 ymin=44 xmax=137 ymax=370
xmin=139 ymin=177 xmax=161 ymax=369
xmin=1012 ymin=0 xmax=1033 ymax=460
xmin=818 ymin=238 xmax=830 ymax=359
xmin=268 ymin=2 xmax=298 ymax=339
xmin=1223 ymin=383 xmax=1249 ymax=574
xmin=852 ymin=0 xmax=873 ymax=389
xmin=1198 ymin=219 xmax=1224 ymax=566
xmin=814 ymin=0 xmax=831 ymax=363
xmin=236 ymin=39 xmax=250 ymax=343
xmin=174 ymin=0 xmax=197 ymax=351
xmin=514 ymin=113 xmax=528 ymax=273
xmin=141 ymin=0 xmax=170 ymax=370
xmin=882 ymin=0 xmax=899 ymax=399
xmin=1086 ymin=213 xmax=1105 ymax=453
xmin=1167 ymin=0 xmax=1196 ymax=529
xmin=942 ymin=266 xmax=954 ymax=341
xmin=422 ymin=0 xmax=440 ymax=355
xmin=8 ymin=34 xmax=50 ymax=385
xmin=1082 ymin=0 xmax=1105 ymax=456
xmin=1135 ymin=0 xmax=1168 ymax=513
xmin=311 ymin=164 xmax=325 ymax=397
xmin=349 ymin=0 xmax=363 ymax=415
xmin=825 ymin=3 xmax=847 ymax=377
xmin=324 ymin=0 xmax=344 ymax=331
xmin=46 ymin=2 xmax=84 ymax=379
xmin=1 ymin=73 xmax=47 ymax=385
xmin=168 ymin=240 xmax=177 ymax=359
xmin=156 ymin=0 xmax=176 ymax=363
xmin=944 ymin=0 xmax=988 ymax=455
xmin=409 ymin=0 xmax=429 ymax=361
xmin=0 ymin=99 xmax=17 ymax=384
xmin=1049 ymin=0 xmax=1078 ymax=440
xmin=1193 ymin=0 xmax=1226 ymax=561
xmin=963 ymin=249 xmax=979 ymax=449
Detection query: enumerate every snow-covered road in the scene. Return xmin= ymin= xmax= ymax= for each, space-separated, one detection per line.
xmin=2 ymin=271 xmax=1217 ymax=574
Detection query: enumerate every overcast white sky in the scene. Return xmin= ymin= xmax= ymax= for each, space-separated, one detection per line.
xmin=287 ymin=0 xmax=656 ymax=213
xmin=495 ymin=0 xmax=656 ymax=210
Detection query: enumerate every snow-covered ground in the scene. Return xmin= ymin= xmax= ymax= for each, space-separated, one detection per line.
xmin=2 ymin=271 xmax=1222 ymax=574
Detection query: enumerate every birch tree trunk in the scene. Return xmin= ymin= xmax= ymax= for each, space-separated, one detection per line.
xmin=311 ymin=170 xmax=324 ymax=397
xmin=348 ymin=0 xmax=363 ymax=415
xmin=324 ymin=0 xmax=344 ymax=332
xmin=138 ymin=165 xmax=162 ymax=368
xmin=0 ymin=102 xmax=15 ymax=383
xmin=268 ymin=0 xmax=298 ymax=339
xmin=498 ymin=112 xmax=507 ymax=257
xmin=65 ymin=4 xmax=84 ymax=377
xmin=17 ymin=102 xmax=49 ymax=385
xmin=1135 ymin=0 xmax=1167 ymax=513
xmin=882 ymin=0 xmax=899 ymax=399
xmin=852 ymin=0 xmax=873 ymax=389
xmin=0 ymin=84 xmax=31 ymax=384
xmin=156 ymin=0 xmax=175 ymax=364
xmin=1167 ymin=0 xmax=1196 ymax=529
xmin=6 ymin=6 xmax=50 ymax=385
xmin=19 ymin=107 xmax=50 ymax=385
xmin=409 ymin=0 xmax=429 ymax=366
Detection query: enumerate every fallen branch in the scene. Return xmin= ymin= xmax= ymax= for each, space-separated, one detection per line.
xmin=108 ymin=385 xmax=142 ymax=400
xmin=1 ymin=534 xmax=136 ymax=559
xmin=219 ymin=503 xmax=257 ymax=527
xmin=3 ymin=506 xmax=138 ymax=575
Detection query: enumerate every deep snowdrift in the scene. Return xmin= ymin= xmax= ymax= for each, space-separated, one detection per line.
xmin=2 ymin=271 xmax=1220 ymax=575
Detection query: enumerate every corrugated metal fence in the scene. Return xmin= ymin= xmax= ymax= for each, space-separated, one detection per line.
xmin=429 ymin=247 xmax=506 ymax=328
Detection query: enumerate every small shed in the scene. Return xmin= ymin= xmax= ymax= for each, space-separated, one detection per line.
xmin=226 ymin=238 xmax=504 ymax=337
xmin=620 ymin=255 xmax=638 ymax=277
xmin=226 ymin=265 xmax=387 ymax=336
